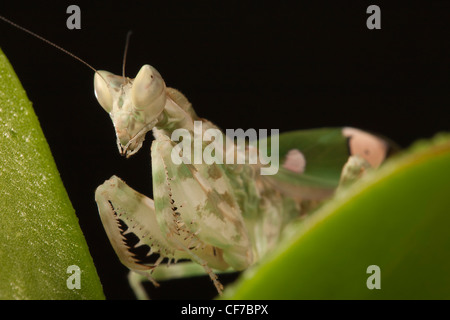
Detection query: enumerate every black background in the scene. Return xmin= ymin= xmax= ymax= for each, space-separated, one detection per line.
xmin=0 ymin=1 xmax=448 ymax=299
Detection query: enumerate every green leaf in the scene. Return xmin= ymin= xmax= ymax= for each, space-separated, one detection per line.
xmin=223 ymin=133 xmax=450 ymax=299
xmin=0 ymin=48 xmax=104 ymax=299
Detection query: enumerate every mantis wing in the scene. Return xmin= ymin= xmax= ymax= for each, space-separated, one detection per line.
xmin=265 ymin=127 xmax=394 ymax=201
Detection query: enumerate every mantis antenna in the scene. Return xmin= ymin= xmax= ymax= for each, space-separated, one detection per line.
xmin=0 ymin=14 xmax=110 ymax=85
xmin=0 ymin=15 xmax=97 ymax=72
xmin=122 ymin=31 xmax=133 ymax=79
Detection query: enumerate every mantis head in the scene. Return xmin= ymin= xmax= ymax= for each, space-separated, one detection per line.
xmin=94 ymin=65 xmax=167 ymax=157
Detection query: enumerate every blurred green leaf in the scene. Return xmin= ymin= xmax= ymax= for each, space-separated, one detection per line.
xmin=0 ymin=48 xmax=104 ymax=299
xmin=223 ymin=133 xmax=450 ymax=299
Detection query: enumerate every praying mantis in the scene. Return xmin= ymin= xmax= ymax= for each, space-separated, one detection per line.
xmin=93 ymin=65 xmax=394 ymax=297
xmin=0 ymin=14 xmax=396 ymax=299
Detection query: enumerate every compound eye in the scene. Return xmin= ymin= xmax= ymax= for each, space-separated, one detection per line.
xmin=94 ymin=71 xmax=114 ymax=113
xmin=131 ymin=65 xmax=166 ymax=116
